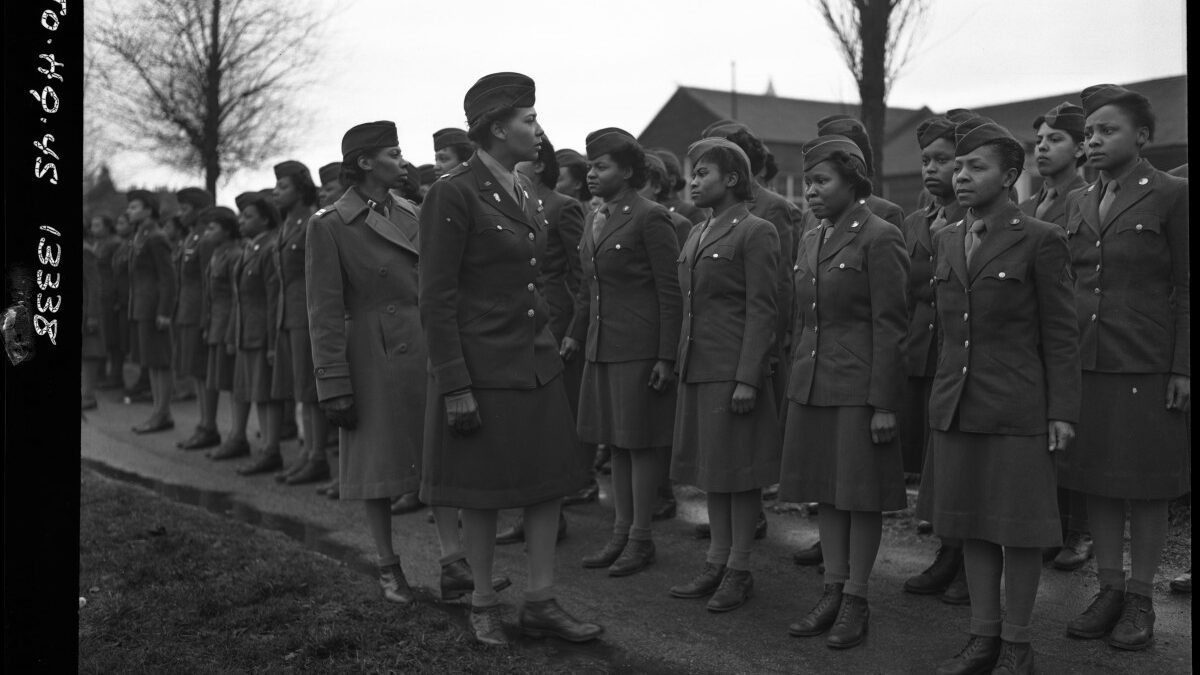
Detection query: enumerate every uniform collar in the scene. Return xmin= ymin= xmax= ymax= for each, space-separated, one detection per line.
xmin=477 ymin=148 xmax=518 ymax=198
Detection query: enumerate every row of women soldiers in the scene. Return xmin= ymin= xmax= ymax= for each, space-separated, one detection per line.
xmin=81 ymin=72 xmax=1188 ymax=672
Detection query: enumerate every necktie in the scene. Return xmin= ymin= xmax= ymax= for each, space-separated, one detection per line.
xmin=965 ymin=219 xmax=986 ymax=269
xmin=591 ymin=207 xmax=609 ymax=242
xmin=514 ymin=184 xmax=524 ymax=209
xmin=821 ymin=220 xmax=834 ymax=242
xmin=1035 ymin=187 xmax=1057 ymax=219
xmin=929 ymin=207 xmax=949 ymax=236
xmin=1098 ymin=180 xmax=1119 ymax=222
xmin=697 ymin=218 xmax=715 ymax=247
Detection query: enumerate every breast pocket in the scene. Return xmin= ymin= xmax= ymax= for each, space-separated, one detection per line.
xmin=699 ymin=244 xmax=737 ymax=264
xmin=1114 ymin=213 xmax=1162 ymax=237
xmin=826 ymin=249 xmax=863 ymax=273
xmin=933 ymin=262 xmax=952 ymax=284
xmin=980 ymin=262 xmax=1026 ymax=284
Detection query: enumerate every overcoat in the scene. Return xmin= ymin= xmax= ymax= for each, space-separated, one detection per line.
xmin=865 ymin=194 xmax=905 ymax=230
xmin=900 ymin=198 xmax=965 ymax=378
xmin=128 ymin=222 xmax=176 ymax=322
xmin=275 ymin=206 xmax=317 ymax=331
xmin=927 ymin=203 xmax=1080 ymax=434
xmin=569 ymin=190 xmax=682 ymax=364
xmin=664 ymin=196 xmax=707 ymax=226
xmin=173 ymin=229 xmax=216 ymax=326
xmin=788 ymin=202 xmax=909 ymax=411
xmin=203 ymin=241 xmax=240 ymax=348
xmin=306 ymin=188 xmax=427 ymax=498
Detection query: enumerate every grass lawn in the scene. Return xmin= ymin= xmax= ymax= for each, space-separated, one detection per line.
xmin=78 ymin=470 xmax=563 ymax=674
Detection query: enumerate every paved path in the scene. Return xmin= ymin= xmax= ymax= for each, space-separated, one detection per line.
xmin=82 ymin=388 xmax=1191 ymax=674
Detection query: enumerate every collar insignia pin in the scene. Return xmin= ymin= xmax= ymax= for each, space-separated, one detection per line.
xmin=493 ymin=193 xmax=501 ymax=203
xmin=622 ymin=205 xmax=631 ymax=214
xmin=1138 ymin=177 xmax=1149 ymax=185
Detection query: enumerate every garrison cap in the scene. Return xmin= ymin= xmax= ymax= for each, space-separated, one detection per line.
xmin=648 ymin=147 xmax=683 ymax=177
xmin=701 ymin=119 xmax=752 ymax=139
xmin=687 ymin=137 xmax=752 ymax=181
xmin=954 ymin=117 xmax=1018 ymax=156
xmin=1033 ymin=102 xmax=1085 ymax=136
xmin=555 ymin=147 xmax=587 ymax=167
xmin=815 ymin=115 xmax=874 ymax=175
xmin=234 ymin=191 xmax=258 ymax=212
xmin=916 ymin=115 xmax=957 ymax=148
xmin=945 ymin=108 xmax=977 ymax=123
xmin=644 ymin=152 xmax=668 ymax=183
xmin=585 ymin=127 xmax=639 ymax=160
xmin=464 ymin=72 xmax=536 ymax=127
xmin=341 ymin=121 xmax=398 ymax=159
xmin=273 ymin=160 xmax=311 ymax=181
xmin=1080 ymin=83 xmax=1148 ymax=117
xmin=417 ymin=164 xmax=437 ymax=185
xmin=174 ymin=187 xmax=213 ymax=210
xmin=801 ymin=135 xmax=864 ymax=172
xmin=127 ymin=189 xmax=159 ymax=212
xmin=318 ymin=162 xmax=342 ymax=185
xmin=197 ymin=205 xmax=237 ymax=229
xmin=433 ymin=127 xmax=470 ymax=150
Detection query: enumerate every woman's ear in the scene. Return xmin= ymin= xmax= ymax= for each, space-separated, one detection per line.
xmin=726 ymin=171 xmax=740 ymax=189
xmin=357 ymin=154 xmax=373 ymax=172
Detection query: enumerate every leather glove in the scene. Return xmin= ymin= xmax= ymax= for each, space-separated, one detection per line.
xmin=321 ymin=394 xmax=358 ymax=430
xmin=445 ymin=388 xmax=482 ymax=437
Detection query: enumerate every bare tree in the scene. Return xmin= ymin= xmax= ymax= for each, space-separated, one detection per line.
xmin=90 ymin=0 xmax=322 ymax=198
xmin=815 ymin=0 xmax=929 ymax=184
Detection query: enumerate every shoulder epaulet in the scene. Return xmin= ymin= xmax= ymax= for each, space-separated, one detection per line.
xmin=949 ymin=219 xmax=963 ymax=229
xmin=314 ymin=208 xmax=329 ymax=218
xmin=438 ymin=162 xmax=471 ymax=181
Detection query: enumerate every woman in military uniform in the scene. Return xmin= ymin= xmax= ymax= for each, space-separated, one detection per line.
xmin=1017 ymin=103 xmax=1095 ymax=574
xmin=647 ymin=147 xmax=707 ymax=226
xmin=199 ymin=206 xmax=240 ymax=449
xmin=89 ymin=214 xmax=124 ymax=390
xmin=924 ymin=118 xmax=1079 ymax=675
xmin=109 ymin=214 xmax=136 ymax=392
xmin=269 ymin=160 xmax=330 ymax=486
xmin=1060 ymin=84 xmax=1190 ymax=653
xmin=780 ymin=136 xmax=908 ymax=650
xmin=419 ymin=73 xmax=601 ymax=646
xmin=902 ymin=116 xmax=970 ymax=605
xmin=561 ymin=128 xmax=682 ymax=578
xmin=433 ymin=127 xmax=474 ymax=176
xmin=126 ymin=190 xmax=178 ymax=433
xmin=553 ymin=147 xmax=593 ymax=205
xmin=317 ymin=162 xmax=344 ymax=208
xmin=172 ymin=187 xmax=221 ymax=448
xmin=668 ymin=137 xmax=780 ymax=613
xmin=643 ymin=152 xmax=697 ymax=247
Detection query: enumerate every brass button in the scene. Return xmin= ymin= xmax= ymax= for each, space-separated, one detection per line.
xmin=810 ymin=350 xmax=816 ymax=357
xmin=1090 ymin=313 xmax=1097 ymax=321
xmin=1135 ymin=224 xmax=1143 ymax=231
xmin=316 ymin=368 xmax=325 ymax=375
xmin=1093 ymin=287 xmax=1101 ymax=295
xmin=811 ymin=303 xmax=817 ymax=310
xmin=529 ymin=258 xmax=537 ymax=266
xmin=1095 ymin=240 xmax=1101 ymax=247
xmin=838 ymin=263 xmax=846 ymax=269
xmin=928 ymin=323 xmax=934 ymax=330
xmin=1096 ymin=264 xmax=1101 ymax=272
xmin=398 ymin=344 xmax=408 ymax=353
xmin=962 ymin=366 xmax=968 ymax=375
xmin=528 ymin=232 xmax=535 ymax=240
xmin=963 ymin=312 xmax=969 ymax=321
xmin=527 ymin=309 xmax=535 ymax=318
xmin=998 ymin=272 xmax=1006 ymax=279
xmin=527 ymin=283 xmax=535 ymax=292
xmin=964 ymin=340 xmax=970 ymax=348
xmin=387 ymin=305 xmax=396 ymax=314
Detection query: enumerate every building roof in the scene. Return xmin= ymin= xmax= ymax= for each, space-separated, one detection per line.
xmin=974 ymin=75 xmax=1187 ymax=149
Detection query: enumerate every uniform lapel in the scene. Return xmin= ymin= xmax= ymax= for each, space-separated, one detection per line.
xmin=817 ymin=202 xmax=869 ymax=263
xmin=471 ymin=155 xmax=532 ymax=227
xmin=335 ymin=188 xmax=419 ymax=256
xmin=969 ymin=203 xmax=1025 ymax=282
xmin=944 ymin=220 xmax=969 ymax=287
xmin=1100 ymin=159 xmax=1155 ymax=232
xmin=1077 ymin=180 xmax=1102 ymax=238
xmin=595 ymin=191 xmax=637 ymax=248
xmin=696 ymin=204 xmax=748 ymax=257
xmin=681 ymin=217 xmax=705 ymax=268
xmin=913 ymin=202 xmax=937 ymax=255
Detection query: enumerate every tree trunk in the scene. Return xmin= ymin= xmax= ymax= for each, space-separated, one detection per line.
xmin=858 ymin=0 xmax=889 ymax=193
xmin=203 ymin=0 xmax=222 ymax=199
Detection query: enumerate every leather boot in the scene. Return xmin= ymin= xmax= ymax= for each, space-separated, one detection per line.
xmin=582 ymin=535 xmax=628 ymax=569
xmin=670 ymin=563 xmax=726 ymax=599
xmin=274 ymin=456 xmax=309 ymax=483
xmin=1107 ymin=592 xmax=1155 ymax=651
xmin=562 ymin=481 xmax=599 ymax=506
xmin=237 ymin=449 xmax=283 ymax=475
xmin=934 ymin=634 xmax=1001 ymax=675
xmin=439 ymin=558 xmax=512 ymax=602
xmin=178 ymin=425 xmax=221 ymax=450
xmin=792 ymin=541 xmax=823 ymax=566
xmin=788 ymin=583 xmax=844 ymax=636
xmin=132 ymin=415 xmax=175 ymax=434
xmin=378 ymin=563 xmax=414 ymax=605
xmin=991 ymin=640 xmax=1034 ymax=674
xmin=904 ymin=544 xmax=962 ymax=594
xmin=390 ymin=492 xmax=423 ymax=515
xmin=940 ymin=562 xmax=970 ymax=605
xmin=286 ymin=459 xmax=331 ymax=485
xmin=496 ymin=517 xmax=526 ymax=545
xmin=519 ymin=598 xmax=603 ymax=642
xmin=825 ymin=593 xmax=869 ymax=649
xmin=1066 ymin=586 xmax=1125 ymax=639
xmin=208 ymin=436 xmax=250 ymax=460
xmin=707 ymin=569 xmax=753 ymax=612
xmin=470 ymin=603 xmax=509 ymax=645
xmin=1052 ymin=531 xmax=1094 ymax=571
xmin=608 ymin=539 xmax=655 ymax=577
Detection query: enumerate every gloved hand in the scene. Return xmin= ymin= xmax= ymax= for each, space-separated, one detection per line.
xmin=321 ymin=394 xmax=358 ymax=430
xmin=445 ymin=388 xmax=482 ymax=437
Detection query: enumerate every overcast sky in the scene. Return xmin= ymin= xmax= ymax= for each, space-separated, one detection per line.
xmin=90 ymin=0 xmax=1187 ymax=203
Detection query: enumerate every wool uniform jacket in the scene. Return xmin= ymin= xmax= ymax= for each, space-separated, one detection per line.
xmin=667 ymin=208 xmax=695 ymax=249
xmin=203 ymin=241 xmax=240 ymax=347
xmin=306 ymin=188 xmax=425 ymax=405
xmin=172 ymin=229 xmax=216 ymax=326
xmin=747 ymin=183 xmax=802 ymax=351
xmin=1018 ymin=174 xmax=1088 ymax=227
xmin=128 ymin=222 xmax=177 ymax=322
xmin=534 ymin=183 xmax=585 ymax=343
xmin=788 ymin=202 xmax=909 ymax=411
xmin=275 ymin=205 xmax=317 ymax=331
xmin=94 ymin=236 xmax=121 ymax=311
xmin=226 ymin=229 xmax=280 ymax=351
xmin=111 ymin=238 xmax=133 ymax=313
xmin=865 ymin=194 xmax=905 ymax=231
xmin=664 ymin=196 xmax=707 ymax=226
xmin=928 ymin=202 xmax=1080 ymax=434
xmin=1063 ymin=159 xmax=1189 ymax=376
xmin=419 ymin=154 xmax=563 ymax=395
xmin=569 ymin=190 xmax=682 ymax=363
xmin=900 ymin=198 xmax=965 ymax=378
xmin=676 ymin=204 xmax=779 ymax=385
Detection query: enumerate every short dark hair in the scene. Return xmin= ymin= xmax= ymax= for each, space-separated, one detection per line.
xmin=91 ymin=213 xmax=115 ymax=235
xmin=725 ymin=129 xmax=767 ymax=176
xmin=762 ymin=151 xmax=779 ymax=182
xmin=129 ymin=195 xmax=161 ymax=220
xmin=823 ymin=150 xmax=873 ymax=199
xmin=447 ymin=142 xmax=475 ymax=163
xmin=644 ymin=159 xmax=673 ymax=202
xmin=340 ymin=147 xmax=384 ymax=186
xmin=607 ymin=144 xmax=649 ymax=190
xmin=200 ymin=207 xmax=240 ymax=239
xmin=243 ymin=195 xmax=281 ymax=230
xmin=467 ymin=107 xmax=519 ymax=150
xmin=536 ymin=137 xmax=559 ymax=189
xmin=694 ymin=146 xmax=753 ymax=201
xmin=561 ymin=161 xmax=592 ymax=201
xmin=282 ymin=171 xmax=319 ymax=209
xmin=982 ymin=138 xmax=1027 ymax=183
xmin=1109 ymin=96 xmax=1157 ymax=143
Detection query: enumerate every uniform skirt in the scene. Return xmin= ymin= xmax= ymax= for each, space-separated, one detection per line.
xmin=898 ymin=376 xmax=933 ymax=474
xmin=270 ymin=327 xmax=318 ymax=403
xmin=205 ymin=345 xmax=235 ymax=392
xmin=173 ymin=324 xmax=207 ymax=379
xmin=779 ymin=403 xmax=906 ymax=511
xmin=135 ymin=319 xmax=172 ymax=369
xmin=918 ymin=427 xmax=1061 ymax=548
xmin=671 ymin=380 xmax=781 ymax=492
xmin=577 ymin=359 xmax=676 ymax=449
xmin=233 ymin=347 xmax=274 ymax=403
xmin=420 ymin=374 xmax=587 ymax=509
xmin=1058 ymin=371 xmax=1190 ymax=500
